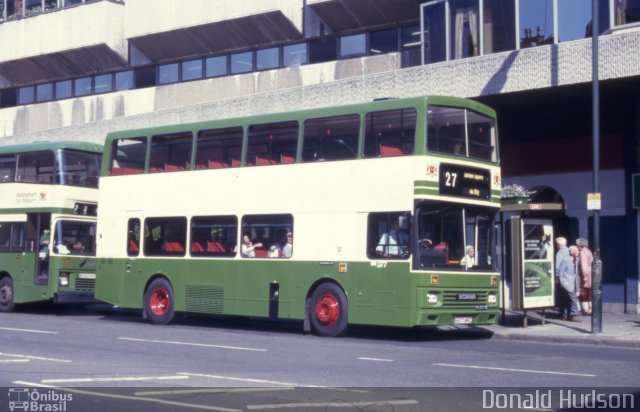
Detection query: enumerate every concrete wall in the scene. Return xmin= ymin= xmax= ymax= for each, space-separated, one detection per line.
xmin=0 ymin=1 xmax=126 ymax=62
xmin=124 ymin=0 xmax=304 ymax=38
xmin=2 ymin=30 xmax=639 ymax=146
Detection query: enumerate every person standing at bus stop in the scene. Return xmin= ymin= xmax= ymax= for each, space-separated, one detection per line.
xmin=557 ymin=245 xmax=582 ymax=322
xmin=576 ymin=238 xmax=594 ymax=315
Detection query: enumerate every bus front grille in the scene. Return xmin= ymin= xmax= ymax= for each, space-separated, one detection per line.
xmin=442 ymin=291 xmax=488 ymax=308
xmin=185 ymin=285 xmax=224 ymax=314
xmin=75 ymin=279 xmax=95 ymax=292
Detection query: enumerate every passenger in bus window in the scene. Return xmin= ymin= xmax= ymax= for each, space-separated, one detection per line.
xmin=241 ymin=234 xmax=262 ymax=258
xmin=282 ymin=232 xmax=293 ymax=258
xmin=251 ymin=228 xmax=269 ymax=249
xmin=460 ymin=245 xmax=475 ymax=269
xmin=453 ymin=140 xmax=464 ymax=155
xmin=376 ymin=220 xmax=409 ymax=257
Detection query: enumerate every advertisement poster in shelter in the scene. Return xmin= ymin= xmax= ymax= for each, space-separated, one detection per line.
xmin=520 ymin=219 xmax=555 ymax=309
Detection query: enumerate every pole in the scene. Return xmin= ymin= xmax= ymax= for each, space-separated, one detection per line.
xmin=591 ymin=0 xmax=603 ymax=334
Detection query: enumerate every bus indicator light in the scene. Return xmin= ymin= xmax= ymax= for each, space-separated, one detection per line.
xmin=338 ymin=263 xmax=348 ymax=273
xmin=491 ymin=276 xmax=498 ymax=286
xmin=431 ymin=275 xmax=439 ymax=285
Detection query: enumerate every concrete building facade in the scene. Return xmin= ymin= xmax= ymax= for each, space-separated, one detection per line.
xmin=1 ymin=0 xmax=639 ymax=313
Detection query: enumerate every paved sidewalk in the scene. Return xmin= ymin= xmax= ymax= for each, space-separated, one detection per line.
xmin=480 ymin=310 xmax=640 ymax=348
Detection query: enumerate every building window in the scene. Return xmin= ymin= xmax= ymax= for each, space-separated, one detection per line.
xmin=135 ymin=66 xmax=156 ymax=88
xmin=94 ymin=74 xmax=113 ymax=94
xmin=181 ymin=59 xmax=203 ymax=81
xmin=309 ymin=37 xmax=337 ymax=63
xmin=115 ymin=70 xmax=134 ymax=91
xmin=55 ymin=80 xmax=73 ymax=99
xmin=483 ymin=0 xmax=516 ymax=53
xmin=18 ymin=86 xmax=35 ymax=105
xmin=143 ymin=217 xmax=187 ymax=257
xmin=158 ymin=63 xmax=179 ymax=85
xmin=519 ymin=0 xmax=554 ymax=48
xmin=402 ymin=24 xmax=423 ymax=66
xmin=256 ymin=47 xmax=280 ymax=71
xmin=206 ymin=55 xmax=228 ymax=77
xmin=36 ymin=83 xmax=53 ymax=102
xmin=339 ymin=33 xmax=367 ymax=58
xmin=615 ymin=0 xmax=640 ymax=25
xmin=231 ymin=51 xmax=253 ymax=74
xmin=74 ymin=77 xmax=92 ymax=96
xmin=190 ymin=216 xmax=237 ymax=257
xmin=283 ymin=43 xmax=308 ymax=66
xmin=370 ymin=28 xmax=399 ymax=55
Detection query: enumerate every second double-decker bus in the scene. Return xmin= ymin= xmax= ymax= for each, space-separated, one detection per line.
xmin=0 ymin=142 xmax=101 ymax=313
xmin=95 ymin=96 xmax=501 ymax=336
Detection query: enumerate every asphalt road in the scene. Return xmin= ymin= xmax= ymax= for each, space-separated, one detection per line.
xmin=1 ymin=304 xmax=639 ymax=411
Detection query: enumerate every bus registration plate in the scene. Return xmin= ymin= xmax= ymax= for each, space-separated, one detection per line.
xmin=78 ymin=273 xmax=96 ymax=280
xmin=453 ymin=316 xmax=473 ymax=325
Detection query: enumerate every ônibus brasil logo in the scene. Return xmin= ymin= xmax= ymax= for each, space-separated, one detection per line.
xmin=8 ymin=388 xmax=73 ymax=412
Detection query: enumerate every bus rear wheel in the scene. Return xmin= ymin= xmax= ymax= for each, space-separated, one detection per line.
xmin=0 ymin=276 xmax=15 ymax=313
xmin=144 ymin=278 xmax=175 ymax=325
xmin=309 ymin=283 xmax=348 ymax=337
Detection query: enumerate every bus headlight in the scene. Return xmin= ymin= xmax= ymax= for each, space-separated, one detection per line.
xmin=59 ymin=273 xmax=69 ymax=287
xmin=426 ymin=293 xmax=438 ymax=304
xmin=488 ymin=294 xmax=497 ymax=304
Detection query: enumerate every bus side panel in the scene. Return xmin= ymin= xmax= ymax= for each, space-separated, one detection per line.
xmin=351 ymin=261 xmax=413 ymax=327
xmin=3 ymin=252 xmax=51 ymax=304
xmin=95 ymin=257 xmax=126 ymax=307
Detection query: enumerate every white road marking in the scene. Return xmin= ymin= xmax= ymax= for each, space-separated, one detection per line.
xmin=134 ymin=388 xmax=294 ymax=396
xmin=0 ymin=326 xmax=57 ymax=334
xmin=0 ymin=359 xmax=30 ymax=363
xmin=246 ymin=400 xmax=420 ymax=410
xmin=42 ymin=375 xmax=189 ymax=384
xmin=357 ymin=357 xmax=394 ymax=362
xmin=0 ymin=352 xmax=72 ymax=363
xmin=433 ymin=363 xmax=596 ymax=377
xmin=178 ymin=372 xmax=324 ymax=388
xmin=12 ymin=381 xmax=241 ymax=412
xmin=118 ymin=337 xmax=267 ymax=352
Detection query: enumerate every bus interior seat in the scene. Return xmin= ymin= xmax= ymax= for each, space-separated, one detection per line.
xmin=254 ymin=249 xmax=268 ymax=258
xmin=280 ymin=154 xmax=295 ymax=164
xmin=207 ymin=241 xmax=226 ymax=253
xmin=164 ymin=241 xmax=185 ymax=253
xmin=379 ymin=144 xmax=404 ymax=157
xmin=191 ymin=242 xmax=205 ymax=253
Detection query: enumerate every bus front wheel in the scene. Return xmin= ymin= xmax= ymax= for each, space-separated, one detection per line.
xmin=309 ymin=283 xmax=348 ymax=337
xmin=143 ymin=278 xmax=175 ymax=325
xmin=0 ymin=276 xmax=15 ymax=313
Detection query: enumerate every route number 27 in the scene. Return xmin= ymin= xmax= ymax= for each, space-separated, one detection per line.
xmin=445 ymin=171 xmax=458 ymax=188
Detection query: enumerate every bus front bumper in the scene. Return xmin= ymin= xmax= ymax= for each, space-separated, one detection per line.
xmin=53 ymin=292 xmax=98 ymax=304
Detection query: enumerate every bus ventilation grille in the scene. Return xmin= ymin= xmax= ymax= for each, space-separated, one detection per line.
xmin=185 ymin=285 xmax=224 ymax=314
xmin=75 ymin=279 xmax=95 ymax=292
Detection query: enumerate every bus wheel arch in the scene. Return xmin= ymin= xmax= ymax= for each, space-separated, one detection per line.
xmin=306 ymin=280 xmax=348 ymax=337
xmin=143 ymin=275 xmax=175 ymax=325
xmin=0 ymin=274 xmax=15 ymax=313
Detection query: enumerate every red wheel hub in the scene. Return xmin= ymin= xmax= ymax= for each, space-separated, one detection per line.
xmin=315 ymin=293 xmax=340 ymax=325
xmin=149 ymin=287 xmax=170 ymax=316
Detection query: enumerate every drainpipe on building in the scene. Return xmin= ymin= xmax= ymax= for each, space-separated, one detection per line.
xmin=591 ymin=0 xmax=603 ymax=335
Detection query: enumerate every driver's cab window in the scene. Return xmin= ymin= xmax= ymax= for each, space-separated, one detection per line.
xmin=367 ymin=212 xmax=411 ymax=259
xmin=52 ymin=220 xmax=97 ymax=256
xmin=416 ymin=203 xmax=493 ymax=270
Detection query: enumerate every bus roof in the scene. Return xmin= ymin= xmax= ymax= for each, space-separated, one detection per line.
xmin=0 ymin=141 xmax=102 ymax=156
xmin=104 ymin=96 xmax=496 ymax=141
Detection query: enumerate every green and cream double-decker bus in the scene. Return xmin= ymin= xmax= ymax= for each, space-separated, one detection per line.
xmin=0 ymin=142 xmax=101 ymax=313
xmin=95 ymin=96 xmax=501 ymax=336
